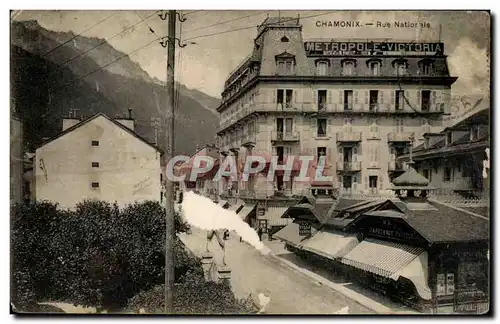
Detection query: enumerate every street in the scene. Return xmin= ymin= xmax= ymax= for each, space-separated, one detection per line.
xmin=179 ymin=228 xmax=375 ymax=314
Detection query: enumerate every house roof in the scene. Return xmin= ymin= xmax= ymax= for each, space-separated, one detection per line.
xmin=391 ymin=166 xmax=430 ymax=187
xmin=35 ymin=113 xmax=164 ymax=154
xmin=349 ymin=199 xmax=489 ymax=244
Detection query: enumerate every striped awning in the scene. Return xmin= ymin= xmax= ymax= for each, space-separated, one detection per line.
xmin=238 ymin=204 xmax=256 ymax=221
xmin=301 ymin=230 xmax=360 ymax=259
xmin=340 ymin=238 xmax=425 ymax=280
xmin=395 ymin=252 xmax=432 ymax=300
xmin=228 ymin=200 xmax=245 ymax=213
xmin=266 ymin=206 xmax=293 ymax=227
xmin=218 ymin=200 xmax=229 ymax=208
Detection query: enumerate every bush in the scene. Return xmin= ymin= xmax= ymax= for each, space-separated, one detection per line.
xmin=126 ymin=269 xmax=256 ymax=314
xmin=11 ymin=199 xmax=252 ymax=314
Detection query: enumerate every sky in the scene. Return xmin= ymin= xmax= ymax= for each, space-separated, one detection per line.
xmin=13 ymin=10 xmax=491 ymax=99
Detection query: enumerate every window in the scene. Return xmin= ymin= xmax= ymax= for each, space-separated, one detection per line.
xmin=396 ymin=62 xmax=407 ymax=75
xmin=92 ymin=162 xmax=99 ymax=168
xmin=317 ymin=119 xmax=327 ymax=137
xmin=344 ymin=90 xmax=353 ymax=110
xmin=91 ymin=140 xmax=99 ymax=146
xmin=444 ymin=167 xmax=452 ymax=182
xmin=276 ymin=60 xmax=294 ymax=75
xmin=318 ymin=90 xmax=327 ymax=111
xmin=419 ymin=61 xmax=431 ymax=76
xmin=395 ymin=90 xmax=405 ymax=110
xmin=446 ymin=132 xmax=453 ymax=146
xmin=342 ymin=61 xmax=354 ymax=76
xmin=369 ymin=61 xmax=380 ymax=76
xmin=316 ymin=61 xmax=328 ymax=76
xmin=369 ymin=176 xmax=378 ymax=188
xmin=369 ymin=90 xmax=379 ymax=110
xmin=285 ymin=118 xmax=293 ymax=135
xmin=471 ymin=126 xmax=479 ymax=141
xmin=396 ymin=118 xmax=404 ymax=132
xmin=421 ymin=90 xmax=431 ymax=111
xmin=91 ymin=182 xmax=100 ymax=188
xmin=281 ymin=36 xmax=289 ymax=42
xmin=277 ymin=89 xmax=293 ymax=108
xmin=425 ymin=137 xmax=430 ymax=149
xmin=317 ymin=147 xmax=327 ymax=162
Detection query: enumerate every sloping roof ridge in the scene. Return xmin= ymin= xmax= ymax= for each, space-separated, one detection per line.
xmin=428 ymin=198 xmax=489 ymax=221
xmin=36 ymin=112 xmax=163 ymax=154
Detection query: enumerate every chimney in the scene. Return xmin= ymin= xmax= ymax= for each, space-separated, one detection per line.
xmin=116 ymin=110 xmax=135 ymax=132
xmin=62 ymin=109 xmax=81 ymax=131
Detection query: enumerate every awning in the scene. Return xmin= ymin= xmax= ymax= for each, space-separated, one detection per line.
xmin=341 ymin=238 xmax=425 ymax=280
xmin=301 ymin=230 xmax=360 ymax=259
xmin=273 ymin=223 xmax=305 ymax=247
xmin=394 ymin=252 xmax=432 ymax=300
xmin=266 ymin=206 xmax=293 ymax=227
xmin=228 ymin=199 xmax=245 ymax=212
xmin=238 ymin=204 xmax=256 ymax=221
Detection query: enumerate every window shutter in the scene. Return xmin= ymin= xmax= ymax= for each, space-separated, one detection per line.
xmin=327 ymin=90 xmax=332 ymax=104
xmin=432 ymin=90 xmax=436 ymax=106
xmin=310 ymin=118 xmax=315 ymax=127
xmin=327 ymin=119 xmax=333 ymax=126
xmin=354 ymin=91 xmax=359 ymax=104
xmin=327 ymin=148 xmax=333 ymax=164
xmin=417 ymin=91 xmax=421 ymax=105
xmin=312 ymin=90 xmax=317 ymax=107
xmin=339 ymin=90 xmax=343 ymax=104
xmin=364 ymin=91 xmax=369 ymax=104
xmin=391 ymin=91 xmax=395 ymax=105
xmin=379 ymin=175 xmax=383 ymax=189
xmin=380 ymin=91 xmax=384 ymax=104
xmin=357 ymin=144 xmax=362 ymax=156
xmin=272 ymin=90 xmax=277 ymax=103
xmin=364 ymin=177 xmax=368 ymax=189
xmin=353 ymin=147 xmax=358 ymax=161
xmin=294 ymin=90 xmax=298 ymax=103
xmin=338 ymin=146 xmax=343 ymax=156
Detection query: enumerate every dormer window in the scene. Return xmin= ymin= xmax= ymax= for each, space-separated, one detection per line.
xmin=425 ymin=137 xmax=429 ymax=149
xmin=275 ymin=52 xmax=296 ymax=75
xmin=392 ymin=59 xmax=408 ymax=76
xmin=471 ymin=126 xmax=479 ymax=141
xmin=341 ymin=60 xmax=356 ymax=76
xmin=315 ymin=60 xmax=329 ymax=76
xmin=418 ymin=60 xmax=433 ymax=76
xmin=367 ymin=59 xmax=381 ymax=76
xmin=446 ymin=132 xmax=453 ymax=146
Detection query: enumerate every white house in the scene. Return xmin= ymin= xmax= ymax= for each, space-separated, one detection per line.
xmin=35 ymin=112 xmax=163 ymax=209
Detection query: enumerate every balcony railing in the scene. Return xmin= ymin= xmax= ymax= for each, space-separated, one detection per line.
xmin=271 ymin=131 xmax=300 ymax=142
xmin=337 ymin=132 xmax=362 ymax=142
xmin=337 ymin=161 xmax=362 ymax=171
xmin=387 ymin=132 xmax=414 ymax=142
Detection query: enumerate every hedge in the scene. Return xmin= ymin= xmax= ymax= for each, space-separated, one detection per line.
xmin=11 ymin=199 xmax=253 ymax=314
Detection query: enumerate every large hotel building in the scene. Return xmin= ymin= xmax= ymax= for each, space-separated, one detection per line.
xmin=216 ymin=16 xmax=456 ymax=200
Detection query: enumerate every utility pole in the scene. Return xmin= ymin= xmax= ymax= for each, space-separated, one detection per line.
xmin=164 ymin=9 xmax=176 ymax=314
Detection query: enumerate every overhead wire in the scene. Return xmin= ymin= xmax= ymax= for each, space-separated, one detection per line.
xmin=41 ymin=11 xmax=118 ymax=58
xmin=183 ymin=11 xmax=332 ymax=42
xmin=183 ymin=11 xmax=270 ymax=34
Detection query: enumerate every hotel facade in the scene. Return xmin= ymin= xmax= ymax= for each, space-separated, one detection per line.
xmin=216 ymin=16 xmax=456 ymax=199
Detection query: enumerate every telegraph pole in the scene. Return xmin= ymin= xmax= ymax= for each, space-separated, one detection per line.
xmin=164 ymin=9 xmax=176 ymax=313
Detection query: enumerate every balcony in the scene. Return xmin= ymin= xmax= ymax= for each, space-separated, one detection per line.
xmin=343 ymin=103 xmax=354 ymax=111
xmin=271 ymin=131 xmax=300 ymax=142
xmin=388 ymin=160 xmax=406 ymax=172
xmin=336 ymin=132 xmax=362 ymax=142
xmin=337 ymin=161 xmax=362 ymax=172
xmin=387 ymin=132 xmax=414 ymax=142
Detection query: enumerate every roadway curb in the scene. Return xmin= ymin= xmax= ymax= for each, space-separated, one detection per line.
xmin=266 ymin=252 xmax=414 ymax=315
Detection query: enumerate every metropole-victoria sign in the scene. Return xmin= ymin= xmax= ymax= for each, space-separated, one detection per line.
xmin=304 ymin=41 xmax=444 ymax=56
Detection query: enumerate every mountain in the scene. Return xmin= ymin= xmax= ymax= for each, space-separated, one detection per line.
xmin=10 ymin=20 xmax=221 ymax=155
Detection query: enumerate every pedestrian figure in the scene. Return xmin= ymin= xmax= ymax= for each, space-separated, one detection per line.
xmin=257 ymin=227 xmax=263 ymax=242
